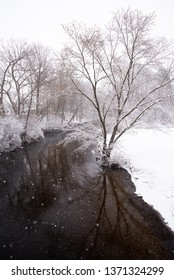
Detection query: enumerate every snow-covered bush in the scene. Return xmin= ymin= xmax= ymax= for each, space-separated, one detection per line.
xmin=60 ymin=122 xmax=101 ymax=155
xmin=0 ymin=116 xmax=44 ymax=152
xmin=0 ymin=116 xmax=24 ymax=152
xmin=22 ymin=119 xmax=44 ymax=143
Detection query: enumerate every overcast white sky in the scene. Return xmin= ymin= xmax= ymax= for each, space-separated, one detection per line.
xmin=0 ymin=0 xmax=174 ymax=50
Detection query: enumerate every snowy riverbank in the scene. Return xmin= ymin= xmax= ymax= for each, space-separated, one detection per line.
xmin=0 ymin=116 xmax=66 ymax=153
xmin=1 ymin=116 xmax=174 ymax=232
xmin=112 ymin=128 xmax=174 ymax=231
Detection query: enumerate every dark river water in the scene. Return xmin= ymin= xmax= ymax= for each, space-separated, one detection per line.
xmin=0 ymin=131 xmax=174 ymax=260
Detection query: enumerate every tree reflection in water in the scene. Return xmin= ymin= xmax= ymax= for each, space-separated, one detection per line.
xmin=0 ymin=132 xmax=174 ymax=259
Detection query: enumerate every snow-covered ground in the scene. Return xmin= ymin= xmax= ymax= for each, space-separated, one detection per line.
xmin=111 ymin=128 xmax=174 ymax=231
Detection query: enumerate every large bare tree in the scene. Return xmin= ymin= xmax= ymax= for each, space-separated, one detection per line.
xmin=61 ymin=9 xmax=174 ymax=165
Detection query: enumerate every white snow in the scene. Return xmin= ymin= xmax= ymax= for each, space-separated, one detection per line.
xmin=0 ymin=115 xmax=65 ymax=153
xmin=111 ymin=128 xmax=174 ymax=231
xmin=0 ymin=116 xmax=23 ymax=152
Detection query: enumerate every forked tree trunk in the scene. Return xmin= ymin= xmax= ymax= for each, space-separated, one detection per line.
xmin=101 ymin=143 xmax=112 ymax=167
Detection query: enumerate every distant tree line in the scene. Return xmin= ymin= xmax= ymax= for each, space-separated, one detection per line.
xmin=0 ymin=40 xmax=85 ymax=127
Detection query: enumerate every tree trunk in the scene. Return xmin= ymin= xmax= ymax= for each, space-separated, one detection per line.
xmin=0 ymin=97 xmax=5 ymax=116
xmin=101 ymin=143 xmax=111 ymax=167
xmin=36 ymin=87 xmax=40 ymax=116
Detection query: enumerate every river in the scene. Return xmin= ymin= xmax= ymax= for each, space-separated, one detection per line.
xmin=0 ymin=131 xmax=174 ymax=259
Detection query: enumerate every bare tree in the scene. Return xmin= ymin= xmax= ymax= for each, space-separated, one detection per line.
xmin=0 ymin=40 xmax=27 ymax=115
xmin=0 ymin=40 xmax=37 ymax=116
xmin=28 ymin=43 xmax=54 ymax=116
xmin=61 ymin=9 xmax=174 ymax=166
